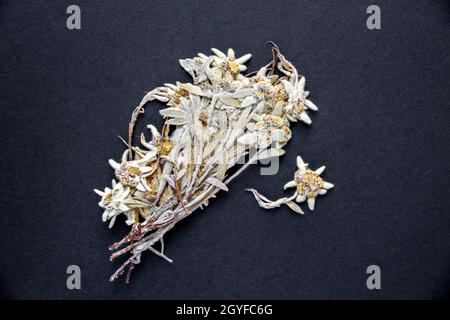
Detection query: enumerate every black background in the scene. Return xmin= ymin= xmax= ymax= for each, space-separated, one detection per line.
xmin=1 ymin=0 xmax=449 ymax=299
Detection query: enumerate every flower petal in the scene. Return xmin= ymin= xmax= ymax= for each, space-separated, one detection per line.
xmin=211 ymin=48 xmax=226 ymax=59
xmin=108 ymin=159 xmax=120 ymax=170
xmin=296 ymin=194 xmax=306 ymax=203
xmin=315 ymin=166 xmax=326 ymax=176
xmin=282 ymin=80 xmax=293 ymax=95
xmin=299 ymin=112 xmax=312 ymax=125
xmin=307 ymin=197 xmax=315 ymax=211
xmin=102 ymin=210 xmax=109 ymax=222
xmin=227 ymin=48 xmax=235 ymax=59
xmin=283 ymin=180 xmax=297 ymax=189
xmin=298 ymin=76 xmax=305 ymax=93
xmin=296 ymin=156 xmax=306 ymax=170
xmin=94 ymin=189 xmax=104 ymax=196
xmin=108 ymin=215 xmax=117 ymax=229
xmin=235 ymin=53 xmax=252 ymax=64
xmin=323 ymin=181 xmax=334 ymax=189
xmin=305 ymin=99 xmax=318 ymax=111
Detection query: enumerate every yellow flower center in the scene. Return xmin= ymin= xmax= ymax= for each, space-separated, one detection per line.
xmin=254 ymin=114 xmax=286 ymax=130
xmin=159 ymin=139 xmax=173 ymax=156
xmin=227 ymin=60 xmax=239 ymax=76
xmin=128 ymin=167 xmax=140 ymax=175
xmin=295 ymin=169 xmax=324 ymax=198
xmin=172 ymin=88 xmax=189 ymax=105
xmin=266 ymin=86 xmax=286 ymax=106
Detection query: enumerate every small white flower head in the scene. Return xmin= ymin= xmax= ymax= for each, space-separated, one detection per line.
xmin=108 ymin=150 xmax=157 ymax=192
xmin=235 ymin=68 xmax=287 ymax=112
xmin=94 ymin=180 xmax=131 ymax=228
xmin=282 ymin=75 xmax=318 ymax=124
xmin=284 ymin=156 xmax=334 ymax=211
xmin=207 ymin=48 xmax=252 ymax=82
xmin=238 ymin=112 xmax=291 ymax=149
xmin=163 ymin=82 xmax=190 ymax=107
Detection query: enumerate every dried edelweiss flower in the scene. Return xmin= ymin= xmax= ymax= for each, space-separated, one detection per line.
xmin=282 ymin=76 xmax=318 ymax=124
xmin=94 ymin=44 xmax=325 ymax=282
xmin=284 ymin=156 xmax=334 ymax=210
xmin=238 ymin=107 xmax=292 ymax=148
xmin=247 ymin=155 xmax=333 ymax=214
xmin=108 ymin=150 xmax=157 ymax=191
xmin=94 ymin=180 xmax=131 ymax=228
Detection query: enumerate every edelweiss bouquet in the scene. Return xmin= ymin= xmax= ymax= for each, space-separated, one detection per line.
xmin=95 ymin=44 xmax=319 ymax=282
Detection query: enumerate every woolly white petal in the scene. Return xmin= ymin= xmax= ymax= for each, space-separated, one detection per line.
xmin=108 ymin=159 xmax=120 ymax=170
xmin=235 ymin=53 xmax=252 ymax=64
xmin=102 ymin=210 xmax=109 ymax=222
xmin=211 ymin=48 xmax=226 ymax=59
xmin=121 ymin=149 xmax=129 ymax=162
xmin=257 ymin=67 xmax=267 ymax=76
xmin=315 ymin=166 xmax=326 ymax=176
xmin=283 ymin=180 xmax=297 ymax=189
xmin=298 ymin=76 xmax=305 ymax=93
xmin=108 ymin=215 xmax=117 ymax=229
xmin=307 ymin=197 xmax=315 ymax=211
xmin=227 ymin=48 xmax=235 ymax=59
xmin=296 ymin=194 xmax=306 ymax=203
xmin=305 ymin=99 xmax=318 ymax=111
xmin=323 ymin=181 xmax=334 ymax=189
xmin=282 ymin=80 xmax=293 ymax=95
xmin=319 ymin=189 xmax=327 ymax=195
xmin=147 ymin=124 xmax=161 ymax=138
xmin=94 ymin=189 xmax=104 ymax=196
xmin=299 ymin=112 xmax=312 ymax=125
xmin=296 ymin=156 xmax=306 ymax=170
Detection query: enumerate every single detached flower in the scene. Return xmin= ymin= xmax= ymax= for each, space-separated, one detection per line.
xmin=247 ymin=155 xmax=333 ymax=213
xmin=283 ymin=156 xmax=334 ymax=210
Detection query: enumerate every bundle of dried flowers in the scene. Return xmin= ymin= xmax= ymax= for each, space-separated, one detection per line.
xmin=95 ymin=43 xmax=319 ymax=282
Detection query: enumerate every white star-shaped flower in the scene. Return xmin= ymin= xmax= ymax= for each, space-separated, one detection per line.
xmin=247 ymin=155 xmax=333 ymax=214
xmin=108 ymin=149 xmax=157 ymax=192
xmin=283 ymin=156 xmax=334 ymax=210
xmin=94 ymin=180 xmax=131 ymax=228
xmin=282 ymin=75 xmax=318 ymax=124
xmin=237 ymin=104 xmax=291 ymax=149
xmin=204 ymin=48 xmax=252 ymax=83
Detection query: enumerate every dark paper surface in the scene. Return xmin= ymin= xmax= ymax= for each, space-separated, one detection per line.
xmin=0 ymin=0 xmax=449 ymax=299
